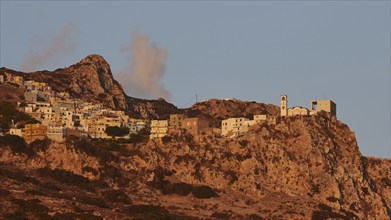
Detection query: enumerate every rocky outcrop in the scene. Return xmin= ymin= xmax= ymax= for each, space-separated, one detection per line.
xmin=124 ymin=112 xmax=390 ymax=218
xmin=1 ymin=54 xmax=178 ymax=119
xmin=187 ymin=98 xmax=279 ymax=127
xmin=64 ymin=54 xmax=128 ymax=110
xmin=364 ymin=156 xmax=391 ymax=210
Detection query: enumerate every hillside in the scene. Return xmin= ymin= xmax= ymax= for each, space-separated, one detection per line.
xmin=0 ymin=113 xmax=390 ymax=219
xmin=1 ymin=55 xmax=282 ymax=122
xmin=0 ymin=54 xmax=390 ymax=219
xmin=1 ymin=54 xmax=179 ymax=119
xmin=187 ymin=99 xmax=279 ymax=127
xmin=0 ymin=83 xmax=24 ymax=104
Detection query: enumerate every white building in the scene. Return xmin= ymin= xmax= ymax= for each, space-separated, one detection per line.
xmin=280 ymin=95 xmax=309 ymax=117
xmin=127 ymin=121 xmax=148 ymax=134
xmin=47 ymin=123 xmax=67 ymax=142
xmin=288 ymin=106 xmax=309 ymax=116
xmin=10 ymin=128 xmax=23 ymax=137
xmin=254 ymin=115 xmax=267 ymax=123
xmin=221 ymin=117 xmax=254 ymax=138
xmin=150 ymin=120 xmax=168 ymax=139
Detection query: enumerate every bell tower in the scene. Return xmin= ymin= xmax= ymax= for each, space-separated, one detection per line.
xmin=280 ymin=95 xmax=288 ymax=117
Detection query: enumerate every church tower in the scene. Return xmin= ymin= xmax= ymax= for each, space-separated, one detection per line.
xmin=280 ymin=95 xmax=288 ymax=117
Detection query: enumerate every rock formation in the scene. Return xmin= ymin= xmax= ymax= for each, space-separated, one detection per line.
xmin=0 ymin=112 xmax=389 ymax=219
xmin=1 ymin=54 xmax=178 ymax=119
xmin=0 ymin=54 xmax=389 ymax=219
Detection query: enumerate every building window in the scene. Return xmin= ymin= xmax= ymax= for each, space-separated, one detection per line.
xmin=312 ymin=101 xmax=318 ymax=110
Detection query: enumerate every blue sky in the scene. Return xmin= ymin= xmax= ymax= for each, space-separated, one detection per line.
xmin=1 ymin=1 xmax=390 ymax=158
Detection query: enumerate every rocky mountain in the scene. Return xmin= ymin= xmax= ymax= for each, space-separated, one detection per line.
xmin=0 ymin=54 xmax=179 ymax=119
xmin=0 ymin=112 xmax=390 ymax=219
xmin=1 ymin=55 xmax=281 ymax=121
xmin=0 ymin=54 xmax=390 ymax=219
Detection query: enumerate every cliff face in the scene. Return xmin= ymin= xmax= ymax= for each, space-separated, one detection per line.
xmin=364 ymin=156 xmax=391 ymax=210
xmin=1 ymin=54 xmax=178 ymax=119
xmin=0 ymin=113 xmax=389 ymax=219
xmin=125 ymin=112 xmax=389 ymax=219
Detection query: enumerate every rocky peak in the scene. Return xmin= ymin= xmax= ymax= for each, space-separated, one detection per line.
xmin=63 ymin=55 xmax=127 ymax=109
xmin=2 ymin=54 xmax=180 ymax=118
xmin=79 ymin=54 xmax=108 ymax=66
xmin=77 ymin=54 xmax=113 ymax=78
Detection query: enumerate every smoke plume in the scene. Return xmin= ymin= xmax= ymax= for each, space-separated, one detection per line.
xmin=118 ymin=32 xmax=171 ymax=100
xmin=21 ymin=23 xmax=76 ymax=71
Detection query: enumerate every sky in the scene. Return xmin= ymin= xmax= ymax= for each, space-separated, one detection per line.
xmin=0 ymin=1 xmax=390 ymax=158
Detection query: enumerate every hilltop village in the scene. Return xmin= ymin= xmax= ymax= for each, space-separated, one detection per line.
xmin=0 ymin=72 xmax=336 ymax=143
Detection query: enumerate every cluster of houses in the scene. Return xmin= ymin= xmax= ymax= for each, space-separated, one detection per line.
xmin=1 ymin=71 xmax=337 ymax=143
xmin=1 ymin=72 xmax=148 ymax=143
xmin=149 ymin=114 xmax=212 ymax=139
xmin=219 ymin=95 xmax=336 ymax=138
xmin=149 ymin=95 xmax=336 ymax=139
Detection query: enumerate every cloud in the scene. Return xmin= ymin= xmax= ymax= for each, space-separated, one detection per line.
xmin=118 ymin=31 xmax=171 ymax=101
xmin=21 ymin=23 xmax=76 ymax=72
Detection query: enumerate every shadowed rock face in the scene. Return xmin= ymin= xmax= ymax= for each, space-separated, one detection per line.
xmin=0 ymin=112 xmax=389 ymax=219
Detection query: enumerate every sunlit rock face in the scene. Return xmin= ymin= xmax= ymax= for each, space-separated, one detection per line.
xmin=0 ymin=112 xmax=389 ymax=219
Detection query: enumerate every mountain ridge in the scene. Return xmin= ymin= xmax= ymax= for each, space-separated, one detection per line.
xmin=1 ymin=54 xmax=281 ymax=121
xmin=1 ymin=54 xmax=179 ymax=119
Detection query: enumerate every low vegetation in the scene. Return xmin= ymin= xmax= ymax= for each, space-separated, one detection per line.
xmin=0 ymin=134 xmax=33 ymax=156
xmin=0 ymin=101 xmax=39 ymax=129
xmin=149 ymin=166 xmax=218 ymax=199
xmin=105 ymin=126 xmax=129 ymax=139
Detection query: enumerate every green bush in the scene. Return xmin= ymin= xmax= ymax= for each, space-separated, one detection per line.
xmin=128 ymin=133 xmax=146 ymax=143
xmin=239 ymin=139 xmax=249 ymax=147
xmin=66 ymin=137 xmax=116 ymax=162
xmin=0 ymin=101 xmax=39 ymax=129
xmin=29 ymin=138 xmax=51 ymax=152
xmin=162 ymin=135 xmax=171 ymax=144
xmin=192 ymin=186 xmax=218 ymax=199
xmin=0 ymin=135 xmax=33 ymax=156
xmin=105 ymin=126 xmax=129 ymax=139
xmin=171 ymin=182 xmax=193 ymax=196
